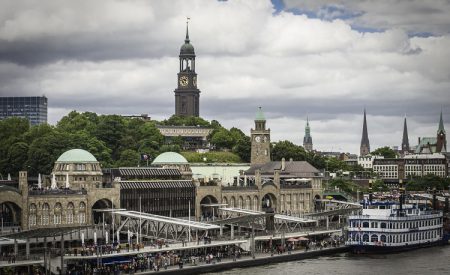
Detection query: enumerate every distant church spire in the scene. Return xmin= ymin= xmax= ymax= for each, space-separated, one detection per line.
xmin=437 ymin=109 xmax=447 ymax=152
xmin=303 ymin=116 xmax=313 ymax=151
xmin=360 ymin=109 xmax=370 ymax=156
xmin=401 ymin=115 xmax=410 ymax=153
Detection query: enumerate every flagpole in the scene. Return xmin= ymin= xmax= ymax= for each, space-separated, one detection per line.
xmin=139 ymin=196 xmax=142 ymax=245
xmin=188 ymin=200 xmax=191 ymax=243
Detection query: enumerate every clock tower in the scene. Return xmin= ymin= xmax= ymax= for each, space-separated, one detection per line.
xmin=251 ymin=107 xmax=271 ymax=165
xmin=174 ymin=20 xmax=200 ymax=117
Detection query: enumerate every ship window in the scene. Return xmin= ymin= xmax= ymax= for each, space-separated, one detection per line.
xmin=380 ymin=222 xmax=387 ymax=229
xmin=363 ymin=222 xmax=369 ymax=228
xmin=380 ymin=235 xmax=387 ymax=242
xmin=363 ymin=234 xmax=369 ymax=242
xmin=371 ymin=222 xmax=377 ymax=228
xmin=371 ymin=234 xmax=378 ymax=242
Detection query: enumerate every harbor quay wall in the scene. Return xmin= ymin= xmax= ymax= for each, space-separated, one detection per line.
xmin=148 ymin=246 xmax=349 ymax=275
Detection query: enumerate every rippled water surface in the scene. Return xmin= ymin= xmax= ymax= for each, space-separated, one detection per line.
xmin=211 ymin=245 xmax=450 ymax=275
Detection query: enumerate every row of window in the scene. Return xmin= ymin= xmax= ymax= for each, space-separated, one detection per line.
xmin=29 ymin=213 xmax=86 ymax=226
xmin=405 ymin=165 xmax=445 ymax=171
xmin=374 ymin=166 xmax=398 ymax=171
xmin=350 ymin=230 xmax=440 ymax=243
xmin=351 ymin=218 xmax=440 ymax=229
xmin=56 ymin=163 xmax=101 ymax=171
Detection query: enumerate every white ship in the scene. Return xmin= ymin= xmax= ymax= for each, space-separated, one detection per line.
xmin=346 ymin=201 xmax=444 ymax=253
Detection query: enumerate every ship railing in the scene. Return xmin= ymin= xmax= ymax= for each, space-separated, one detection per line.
xmin=347 ymin=225 xmax=442 ymax=233
xmin=348 ymin=213 xmax=443 ymax=221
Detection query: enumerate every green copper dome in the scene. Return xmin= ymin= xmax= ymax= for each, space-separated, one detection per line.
xmin=255 ymin=107 xmax=265 ymax=121
xmin=56 ymin=149 xmax=98 ymax=163
xmin=152 ymin=152 xmax=188 ymax=165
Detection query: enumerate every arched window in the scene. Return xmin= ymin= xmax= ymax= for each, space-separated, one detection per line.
xmin=380 ymin=235 xmax=387 ymax=242
xmin=363 ymin=234 xmax=369 ymax=242
xmin=238 ymin=196 xmax=243 ymax=208
xmin=78 ymin=202 xmax=86 ymax=224
xmin=253 ymin=196 xmax=259 ymax=211
xmin=54 ymin=203 xmax=62 ymax=224
xmin=66 ymin=202 xmax=74 ymax=224
xmin=371 ymin=234 xmax=379 ymax=242
xmin=380 ymin=222 xmax=387 ymax=229
xmin=230 ymin=197 xmax=236 ymax=208
xmin=29 ymin=204 xmax=37 ymax=226
xmin=42 ymin=203 xmax=50 ymax=225
xmin=363 ymin=222 xmax=369 ymax=228
xmin=222 ymin=197 xmax=228 ymax=207
xmin=246 ymin=196 xmax=252 ymax=210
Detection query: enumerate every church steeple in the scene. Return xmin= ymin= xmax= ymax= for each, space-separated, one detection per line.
xmin=436 ymin=109 xmax=447 ymax=152
xmin=360 ymin=109 xmax=370 ymax=156
xmin=174 ymin=19 xmax=200 ymax=117
xmin=401 ymin=116 xmax=410 ymax=153
xmin=303 ymin=117 xmax=313 ymax=151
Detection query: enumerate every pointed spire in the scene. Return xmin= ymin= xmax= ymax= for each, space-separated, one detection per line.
xmin=402 ymin=115 xmax=410 ymax=152
xmin=438 ymin=109 xmax=445 ymax=134
xmin=303 ymin=116 xmax=313 ymax=151
xmin=360 ymin=109 xmax=370 ymax=156
xmin=185 ymin=17 xmax=190 ymax=43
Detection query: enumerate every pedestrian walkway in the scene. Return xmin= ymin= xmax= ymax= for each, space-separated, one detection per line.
xmin=133 ymin=244 xmax=348 ymax=274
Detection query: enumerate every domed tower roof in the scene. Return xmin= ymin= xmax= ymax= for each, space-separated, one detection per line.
xmin=180 ymin=20 xmax=195 ymax=56
xmin=152 ymin=152 xmax=188 ymax=165
xmin=56 ymin=149 xmax=98 ymax=163
xmin=255 ymin=106 xmax=265 ymax=121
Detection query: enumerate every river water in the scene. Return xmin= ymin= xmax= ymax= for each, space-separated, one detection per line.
xmin=212 ymin=245 xmax=450 ymax=275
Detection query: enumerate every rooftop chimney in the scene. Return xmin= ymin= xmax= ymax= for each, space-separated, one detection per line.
xmin=281 ymin=158 xmax=286 ymax=171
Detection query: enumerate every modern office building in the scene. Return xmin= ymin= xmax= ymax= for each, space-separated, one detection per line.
xmin=0 ymin=96 xmax=48 ymax=125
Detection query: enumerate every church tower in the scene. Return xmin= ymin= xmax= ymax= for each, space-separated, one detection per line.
xmin=174 ymin=20 xmax=201 ymax=117
xmin=436 ymin=110 xmax=447 ymax=152
xmin=251 ymin=107 xmax=271 ymax=165
xmin=401 ymin=116 xmax=410 ymax=154
xmin=303 ymin=117 xmax=313 ymax=151
xmin=360 ymin=109 xmax=370 ymax=156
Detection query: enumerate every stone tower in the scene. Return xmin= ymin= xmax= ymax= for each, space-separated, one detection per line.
xmin=436 ymin=110 xmax=447 ymax=152
xmin=360 ymin=109 xmax=370 ymax=156
xmin=401 ymin=116 xmax=410 ymax=153
xmin=174 ymin=20 xmax=201 ymax=117
xmin=303 ymin=117 xmax=313 ymax=151
xmin=251 ymin=107 xmax=271 ymax=165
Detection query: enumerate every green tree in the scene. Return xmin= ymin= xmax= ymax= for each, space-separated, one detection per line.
xmin=7 ymin=142 xmax=29 ymax=175
xmin=94 ymin=115 xmax=126 ymax=160
xmin=372 ymin=179 xmax=389 ymax=192
xmin=57 ymin=111 xmax=98 ymax=134
xmin=117 ymin=149 xmax=140 ymax=167
xmin=210 ymin=128 xmax=234 ymax=149
xmin=371 ymin=146 xmax=397 ymax=158
xmin=233 ymin=136 xmax=251 ymax=162
xmin=271 ymin=140 xmax=305 ymax=161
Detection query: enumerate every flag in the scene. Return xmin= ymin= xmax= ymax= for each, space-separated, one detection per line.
xmin=140 ymin=154 xmax=149 ymax=161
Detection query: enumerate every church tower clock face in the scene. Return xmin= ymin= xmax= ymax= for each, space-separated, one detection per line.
xmin=179 ymin=76 xmax=189 ymax=87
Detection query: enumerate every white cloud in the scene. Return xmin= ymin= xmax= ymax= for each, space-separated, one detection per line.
xmin=0 ymin=0 xmax=449 ymax=154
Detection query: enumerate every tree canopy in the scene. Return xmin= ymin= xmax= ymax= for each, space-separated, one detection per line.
xmin=371 ymin=146 xmax=397 ymax=158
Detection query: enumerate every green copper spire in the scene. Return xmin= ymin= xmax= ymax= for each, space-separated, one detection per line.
xmin=255 ymin=106 xmax=265 ymax=121
xmin=438 ymin=109 xmax=446 ymax=134
xmin=305 ymin=116 xmax=311 ymax=137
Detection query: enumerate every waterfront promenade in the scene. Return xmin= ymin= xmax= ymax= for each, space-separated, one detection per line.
xmin=133 ymin=244 xmax=349 ymax=274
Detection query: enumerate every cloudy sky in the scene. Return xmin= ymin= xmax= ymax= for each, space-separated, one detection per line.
xmin=1 ymin=0 xmax=449 ymax=154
